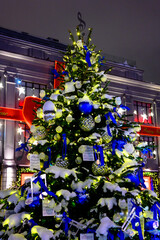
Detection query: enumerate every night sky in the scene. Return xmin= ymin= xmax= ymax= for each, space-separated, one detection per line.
xmin=0 ymin=0 xmax=160 ymax=84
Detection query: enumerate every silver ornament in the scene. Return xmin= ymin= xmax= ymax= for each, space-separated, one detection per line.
xmin=92 ymin=162 xmax=108 ymax=176
xmin=80 ymin=115 xmax=95 ymax=132
xmin=43 ymin=101 xmax=55 ymax=122
xmin=102 ymin=132 xmax=112 ymax=144
xmin=55 ymin=157 xmax=69 ymax=168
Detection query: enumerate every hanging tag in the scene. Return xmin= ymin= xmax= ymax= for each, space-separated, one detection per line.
xmin=42 ymin=198 xmax=55 ymax=216
xmin=30 ymin=154 xmax=40 ymax=170
xmin=83 ymin=146 xmax=94 ymax=161
xmin=80 ymin=233 xmax=94 ymax=240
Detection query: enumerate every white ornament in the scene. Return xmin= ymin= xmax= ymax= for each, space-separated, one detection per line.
xmin=66 ymin=114 xmax=73 ymax=123
xmin=40 ymin=90 xmax=46 ymax=98
xmin=118 ymin=199 xmax=127 ymax=209
xmin=64 ymin=82 xmax=75 ymax=93
xmin=75 ymin=81 xmax=82 ymax=89
xmin=72 ymin=65 xmax=78 ymax=71
xmin=43 ymin=101 xmax=55 ymax=122
xmin=115 ymin=97 xmax=121 ymax=105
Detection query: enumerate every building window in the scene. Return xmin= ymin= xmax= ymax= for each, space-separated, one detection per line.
xmin=135 ymin=135 xmax=156 ymax=159
xmin=18 ymin=82 xmax=46 ymax=108
xmin=133 ymin=101 xmax=153 ymax=124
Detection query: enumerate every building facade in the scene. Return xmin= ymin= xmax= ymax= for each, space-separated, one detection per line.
xmin=0 ymin=27 xmax=160 ymax=190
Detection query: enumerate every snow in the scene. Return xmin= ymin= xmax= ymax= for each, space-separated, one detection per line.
xmin=56 ymin=189 xmax=76 ymax=200
xmin=7 ymin=192 xmax=20 ymax=205
xmin=71 ymin=179 xmax=94 ymax=192
xmin=103 ymin=181 xmax=127 ymax=196
xmin=96 ymin=216 xmax=117 ymax=237
xmin=8 ymin=234 xmax=27 ymax=240
xmin=97 ymin=197 xmax=117 ymax=210
xmin=14 ymin=199 xmax=25 ymax=213
xmin=45 ymin=166 xmax=78 ymax=180
xmin=31 ymin=226 xmax=54 ymax=240
xmin=0 ymin=190 xmax=17 ymax=199
xmin=3 ymin=212 xmax=31 ymax=229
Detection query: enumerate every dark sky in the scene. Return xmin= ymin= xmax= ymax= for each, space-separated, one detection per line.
xmin=0 ymin=0 xmax=160 ymax=84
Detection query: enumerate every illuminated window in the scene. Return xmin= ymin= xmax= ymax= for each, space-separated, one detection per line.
xmin=133 ymin=101 xmax=153 ymax=124
xmin=135 ymin=136 xmax=156 ymax=159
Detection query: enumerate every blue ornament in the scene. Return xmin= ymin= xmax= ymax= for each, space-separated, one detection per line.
xmin=79 ymin=101 xmax=93 ymax=115
xmin=145 ymin=220 xmax=159 ymax=230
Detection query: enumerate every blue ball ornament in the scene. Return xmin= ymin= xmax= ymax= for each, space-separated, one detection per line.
xmin=79 ymin=101 xmax=93 ymax=115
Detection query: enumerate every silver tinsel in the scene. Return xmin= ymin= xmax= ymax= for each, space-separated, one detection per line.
xmin=79 ymin=115 xmax=95 ymax=132
xmin=55 ymin=157 xmax=69 ymax=168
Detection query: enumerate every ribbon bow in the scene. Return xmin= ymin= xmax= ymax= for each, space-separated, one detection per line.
xmin=33 ymin=171 xmax=57 ymax=199
xmin=62 ymin=133 xmax=67 ymax=159
xmin=84 ymin=45 xmax=92 ymax=67
xmin=105 ymin=112 xmax=117 ymax=137
xmin=63 ymin=212 xmax=72 ymax=236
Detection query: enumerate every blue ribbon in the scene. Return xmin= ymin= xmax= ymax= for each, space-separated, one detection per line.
xmin=43 ymin=147 xmax=51 ymax=169
xmin=120 ymin=104 xmax=130 ymax=110
xmin=108 ymin=231 xmax=114 ymax=240
xmin=117 ymin=230 xmax=124 ymax=240
xmin=87 ymin=228 xmax=96 ymax=233
xmin=131 ymin=202 xmax=143 ymax=240
xmin=141 ymin=147 xmax=152 ymax=155
xmin=84 ymin=45 xmax=92 ymax=67
xmin=113 ymin=107 xmax=121 ymax=118
xmin=112 ymin=139 xmax=126 ymax=155
xmin=93 ymin=145 xmax=104 ymax=166
xmin=16 ymin=142 xmax=29 ymax=152
xmin=105 ymin=112 xmax=117 ymax=137
xmin=98 ymin=56 xmax=104 ymax=65
xmin=33 ymin=171 xmax=57 ymax=199
xmin=62 ymin=134 xmax=67 ymax=159
xmin=63 ymin=212 xmax=72 ymax=236
xmin=151 ymin=202 xmax=160 ymax=220
xmin=76 ymin=190 xmax=88 ymax=204
xmin=139 ymin=166 xmax=146 ymax=188
xmin=52 ymin=69 xmax=60 ymax=79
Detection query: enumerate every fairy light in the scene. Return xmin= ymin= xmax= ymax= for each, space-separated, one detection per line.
xmin=133 ymin=110 xmax=137 ymax=115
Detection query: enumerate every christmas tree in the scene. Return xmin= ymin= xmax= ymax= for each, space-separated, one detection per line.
xmin=0 ymin=28 xmax=160 ymax=240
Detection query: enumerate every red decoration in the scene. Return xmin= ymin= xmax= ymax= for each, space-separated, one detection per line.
xmin=143 ymin=176 xmax=151 ymax=190
xmin=0 ymin=96 xmax=41 ymax=128
xmin=22 ymin=96 xmax=41 ymax=128
xmin=21 ymin=172 xmax=34 ymax=185
xmin=54 ymin=61 xmax=65 ymax=89
xmin=138 ymin=125 xmax=160 ymax=137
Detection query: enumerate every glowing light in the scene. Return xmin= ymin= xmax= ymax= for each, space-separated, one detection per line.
xmin=153 ymin=150 xmax=156 ymax=155
xmin=141 ymin=113 xmax=148 ymax=121
xmin=133 ymin=110 xmax=137 ymax=114
xmin=17 ymin=127 xmax=24 ymax=135
xmin=0 ymin=123 xmax=2 ymax=128
xmin=0 ymin=82 xmax=3 ymax=88
xmin=150 ymin=112 xmax=154 ymax=117
xmin=18 ymin=87 xmax=25 ymax=95
xmin=18 ymin=140 xmax=22 ymax=146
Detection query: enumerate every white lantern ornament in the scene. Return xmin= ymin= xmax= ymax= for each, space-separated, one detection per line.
xmin=43 ymin=101 xmax=55 ymax=122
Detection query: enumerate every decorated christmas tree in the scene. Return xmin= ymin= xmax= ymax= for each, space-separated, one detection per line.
xmin=0 ymin=28 xmax=160 ymax=240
